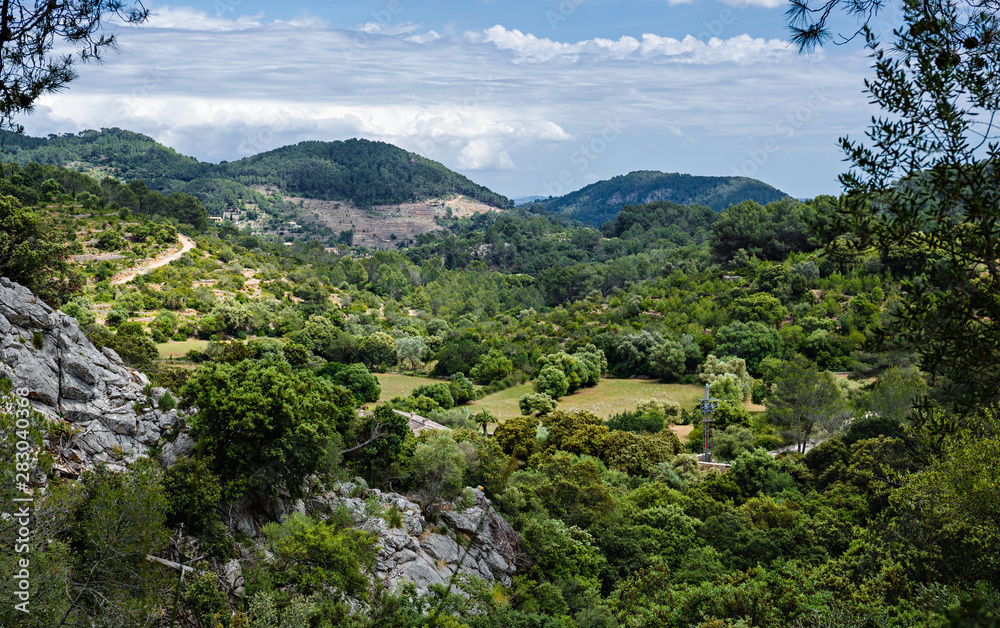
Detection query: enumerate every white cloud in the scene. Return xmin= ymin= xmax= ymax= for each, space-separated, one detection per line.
xmin=20 ymin=6 xmax=866 ymax=197
xmin=145 ymin=6 xmax=264 ymax=30
xmin=459 ymin=139 xmax=516 ymax=170
xmin=471 ymin=25 xmax=792 ymax=63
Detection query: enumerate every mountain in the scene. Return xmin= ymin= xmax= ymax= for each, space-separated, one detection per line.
xmin=214 ymin=139 xmax=509 ymax=208
xmin=0 ymin=128 xmax=511 ymax=210
xmin=537 ymin=170 xmax=790 ymax=226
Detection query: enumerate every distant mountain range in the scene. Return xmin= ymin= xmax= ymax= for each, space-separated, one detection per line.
xmin=0 ymin=129 xmax=789 ymax=232
xmin=532 ymin=170 xmax=790 ymax=226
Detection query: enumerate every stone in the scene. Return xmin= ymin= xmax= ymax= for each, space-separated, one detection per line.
xmin=306 ymin=484 xmax=520 ymax=597
xmin=420 ymin=533 xmax=461 ymax=565
xmin=159 ymin=433 xmax=195 ymax=467
xmin=0 ymin=279 xmax=188 ymax=474
xmin=222 ymin=560 xmax=245 ymax=596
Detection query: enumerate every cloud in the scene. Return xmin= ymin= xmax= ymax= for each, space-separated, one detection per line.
xmin=20 ymin=6 xmax=867 ymax=197
xmin=721 ymin=0 xmax=791 ymax=8
xmin=459 ymin=139 xmax=516 ymax=170
xmin=471 ymin=25 xmax=792 ymax=63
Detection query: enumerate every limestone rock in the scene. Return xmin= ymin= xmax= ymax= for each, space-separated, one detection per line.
xmin=0 ymin=278 xmax=188 ymax=474
xmin=308 ymin=484 xmax=520 ymax=597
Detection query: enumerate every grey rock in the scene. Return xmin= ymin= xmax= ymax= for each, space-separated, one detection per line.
xmin=306 ymin=484 xmax=520 ymax=597
xmin=159 ymin=433 xmax=195 ymax=467
xmin=0 ymin=279 xmax=188 ymax=473
xmin=222 ymin=560 xmax=244 ymax=597
xmin=103 ymin=413 xmax=136 ymax=436
xmin=63 ymin=356 xmax=99 ymax=386
xmin=60 ymin=374 xmax=96 ymax=402
xmin=392 ymin=554 xmax=449 ymax=590
xmin=420 ymin=534 xmax=461 ymax=564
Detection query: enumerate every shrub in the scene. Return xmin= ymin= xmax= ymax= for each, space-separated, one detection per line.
xmin=534 ymin=366 xmax=569 ymax=399
xmin=411 ymin=382 xmax=455 ymax=410
xmin=157 ymin=391 xmax=177 ymax=412
xmin=520 ymin=392 xmax=556 ymax=416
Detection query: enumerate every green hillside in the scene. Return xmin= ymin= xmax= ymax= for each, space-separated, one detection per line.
xmin=539 ymin=170 xmax=790 ymax=226
xmin=214 ymin=139 xmax=511 ymax=208
xmin=0 ymin=128 xmax=511 ymax=209
xmin=0 ymin=127 xmax=208 ymax=188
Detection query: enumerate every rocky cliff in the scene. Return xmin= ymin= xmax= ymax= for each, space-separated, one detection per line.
xmin=312 ymin=484 xmax=521 ymax=594
xmin=0 ymin=278 xmax=187 ymax=474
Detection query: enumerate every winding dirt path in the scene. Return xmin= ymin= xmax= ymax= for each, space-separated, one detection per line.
xmin=110 ymin=234 xmax=196 ymax=286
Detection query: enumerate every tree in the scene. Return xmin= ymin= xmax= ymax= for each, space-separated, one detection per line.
xmin=791 ymin=0 xmax=1000 ymax=413
xmin=729 ymin=292 xmax=787 ymax=327
xmin=448 ymin=372 xmax=476 ymax=405
xmin=713 ymin=321 xmax=783 ymax=376
xmin=56 ymin=461 xmax=172 ymax=627
xmin=534 ymin=365 xmax=569 ymax=399
xmin=409 ymin=431 xmax=468 ymax=509
xmin=411 ymin=382 xmax=455 ymax=410
xmin=520 ymin=392 xmax=557 ymax=416
xmin=395 ymin=335 xmax=427 ymax=372
xmin=0 ymin=1 xmax=149 ymax=130
xmin=765 ymin=356 xmax=849 ymax=452
xmin=358 ymin=331 xmax=397 ymax=370
xmin=322 ymin=362 xmax=381 ymax=404
xmin=260 ymin=512 xmax=377 ymax=600
xmin=470 ymin=348 xmax=514 ymax=385
xmin=181 ymin=357 xmax=356 ymax=500
xmin=0 ymin=195 xmax=80 ymax=305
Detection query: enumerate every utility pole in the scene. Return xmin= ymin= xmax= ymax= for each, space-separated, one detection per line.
xmin=700 ymin=383 xmax=720 ymax=462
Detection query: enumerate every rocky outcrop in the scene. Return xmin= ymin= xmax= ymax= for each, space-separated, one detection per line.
xmin=308 ymin=484 xmax=520 ymax=596
xmin=0 ymin=278 xmax=184 ymax=473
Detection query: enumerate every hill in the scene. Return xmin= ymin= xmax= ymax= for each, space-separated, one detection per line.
xmin=214 ymin=139 xmax=510 ymax=208
xmin=538 ymin=170 xmax=789 ymax=226
xmin=0 ymin=128 xmax=510 ymax=210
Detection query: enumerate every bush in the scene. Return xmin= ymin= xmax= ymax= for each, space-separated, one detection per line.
xmin=470 ymin=348 xmax=514 ymax=385
xmin=448 ymin=372 xmax=476 ymax=405
xmin=260 ymin=512 xmax=377 ymax=599
xmin=712 ymin=425 xmax=757 ymax=462
xmin=534 ymin=366 xmax=569 ymax=399
xmin=157 ymin=391 xmax=177 ymax=412
xmin=317 ymin=362 xmax=381 ymax=404
xmin=607 ymin=410 xmax=664 ymax=434
xmin=411 ymin=382 xmax=455 ymax=410
xmin=520 ymin=392 xmax=556 ymax=416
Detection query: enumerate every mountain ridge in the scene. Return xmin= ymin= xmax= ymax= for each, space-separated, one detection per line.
xmin=0 ymin=128 xmax=511 ymax=210
xmin=536 ymin=170 xmax=790 ymax=226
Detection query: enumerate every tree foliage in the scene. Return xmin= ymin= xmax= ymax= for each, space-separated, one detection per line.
xmin=181 ymin=357 xmax=356 ymax=500
xmin=0 ymin=2 xmax=148 ymax=130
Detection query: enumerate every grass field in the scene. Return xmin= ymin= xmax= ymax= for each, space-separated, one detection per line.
xmin=468 ymin=378 xmax=707 ymax=421
xmin=157 ymin=339 xmax=210 ymax=359
xmin=375 ymin=372 xmax=434 ymax=400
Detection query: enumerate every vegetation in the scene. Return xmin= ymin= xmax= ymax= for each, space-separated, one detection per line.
xmin=2 ymin=3 xmax=999 ymax=617
xmin=537 ymin=170 xmax=789 ymax=226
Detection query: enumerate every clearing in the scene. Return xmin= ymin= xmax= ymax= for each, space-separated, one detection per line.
xmin=157 ymin=339 xmax=211 ymax=359
xmin=468 ymin=379 xmax=707 ymax=420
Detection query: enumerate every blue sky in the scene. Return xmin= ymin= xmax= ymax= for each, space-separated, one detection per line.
xmin=20 ymin=0 xmax=904 ymax=200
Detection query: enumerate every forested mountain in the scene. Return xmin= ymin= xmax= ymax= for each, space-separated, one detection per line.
xmin=214 ymin=139 xmax=510 ymax=208
xmin=0 ymin=127 xmax=207 ymax=188
xmin=539 ymin=170 xmax=790 ymax=226
xmin=0 ymin=128 xmax=510 ymax=209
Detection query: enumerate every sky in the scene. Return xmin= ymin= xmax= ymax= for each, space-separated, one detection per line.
xmin=19 ymin=0 xmax=907 ymax=200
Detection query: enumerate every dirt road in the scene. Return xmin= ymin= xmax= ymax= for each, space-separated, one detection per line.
xmin=110 ymin=233 xmax=196 ymax=286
